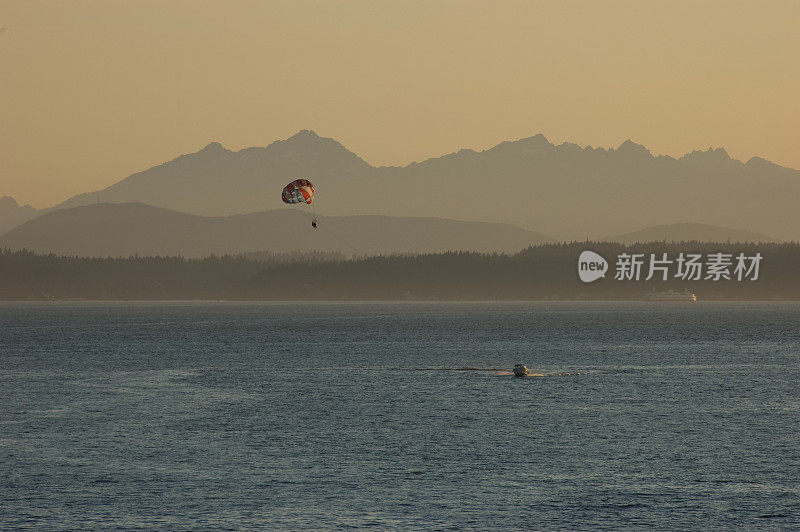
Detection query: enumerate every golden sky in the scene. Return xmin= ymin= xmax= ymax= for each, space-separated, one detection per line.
xmin=2 ymin=0 xmax=798 ymax=207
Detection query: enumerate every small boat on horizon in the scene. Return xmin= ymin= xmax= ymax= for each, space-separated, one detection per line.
xmin=513 ymin=364 xmax=530 ymax=377
xmin=647 ymin=289 xmax=697 ymax=302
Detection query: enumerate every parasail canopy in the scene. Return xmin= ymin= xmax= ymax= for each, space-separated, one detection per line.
xmin=281 ymin=179 xmax=315 ymax=205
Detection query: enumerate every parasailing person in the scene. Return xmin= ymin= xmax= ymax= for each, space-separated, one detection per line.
xmin=281 ymin=178 xmax=317 ymax=228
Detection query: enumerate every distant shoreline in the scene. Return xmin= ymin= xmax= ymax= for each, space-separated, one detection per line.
xmin=2 ymin=298 xmax=799 ymax=303
xmin=3 ymin=243 xmax=799 ymax=302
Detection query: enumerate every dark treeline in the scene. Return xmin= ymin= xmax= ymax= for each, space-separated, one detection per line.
xmin=2 ymin=242 xmax=800 ymax=301
xmin=0 ymin=249 xmax=271 ymax=300
xmin=239 ymin=250 xmax=345 ymax=263
xmin=236 ymin=242 xmax=800 ymax=300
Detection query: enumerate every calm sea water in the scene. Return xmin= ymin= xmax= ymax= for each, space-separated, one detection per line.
xmin=1 ymin=302 xmax=798 ymax=530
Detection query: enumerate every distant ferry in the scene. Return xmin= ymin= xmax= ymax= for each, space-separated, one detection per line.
xmin=647 ymin=289 xmax=697 ymax=302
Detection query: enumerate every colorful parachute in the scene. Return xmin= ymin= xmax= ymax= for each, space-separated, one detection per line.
xmin=281 ymin=179 xmax=314 ymax=205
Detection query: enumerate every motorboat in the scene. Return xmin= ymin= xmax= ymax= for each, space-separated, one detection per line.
xmin=513 ymin=364 xmax=530 ymax=377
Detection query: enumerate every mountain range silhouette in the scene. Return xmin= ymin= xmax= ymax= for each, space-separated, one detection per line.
xmin=2 ymin=130 xmax=797 ymax=245
xmin=0 ymin=203 xmax=551 ymax=257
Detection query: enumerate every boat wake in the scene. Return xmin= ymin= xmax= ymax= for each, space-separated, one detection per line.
xmin=412 ymin=367 xmax=586 ymax=377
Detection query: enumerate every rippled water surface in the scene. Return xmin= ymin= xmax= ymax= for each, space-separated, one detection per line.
xmin=1 ymin=302 xmax=799 ymax=530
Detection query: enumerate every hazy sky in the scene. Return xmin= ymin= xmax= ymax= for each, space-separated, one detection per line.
xmin=2 ymin=1 xmax=799 ymax=207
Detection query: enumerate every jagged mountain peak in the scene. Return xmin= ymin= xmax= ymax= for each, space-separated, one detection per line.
xmin=289 ymin=129 xmax=321 ymax=139
xmin=485 ymin=132 xmax=553 ymax=155
xmin=273 ymin=129 xmax=333 ymax=149
xmin=616 ymin=139 xmax=652 ymax=157
xmin=166 ymin=141 xmax=230 ymax=165
xmin=251 ymin=129 xmax=371 ymax=168
xmin=679 ymin=146 xmax=736 ymax=164
xmin=199 ymin=141 xmax=227 ymax=153
xmin=0 ymin=195 xmax=38 ymax=235
xmin=264 ymin=129 xmax=350 ymax=151
xmin=520 ymin=133 xmax=551 ymax=146
xmin=0 ymin=195 xmax=20 ymax=209
xmin=746 ymin=155 xmax=777 ymax=168
xmin=0 ymin=195 xmax=35 ymax=212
